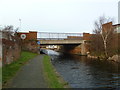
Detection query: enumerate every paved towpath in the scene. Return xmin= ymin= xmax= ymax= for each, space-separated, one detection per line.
xmin=6 ymin=55 xmax=48 ymax=88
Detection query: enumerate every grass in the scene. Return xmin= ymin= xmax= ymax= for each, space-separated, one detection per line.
xmin=2 ymin=51 xmax=37 ymax=84
xmin=43 ymin=55 xmax=69 ymax=88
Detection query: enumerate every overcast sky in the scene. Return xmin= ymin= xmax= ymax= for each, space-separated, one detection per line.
xmin=0 ymin=0 xmax=119 ymax=33
xmin=118 ymin=1 xmax=120 ymax=24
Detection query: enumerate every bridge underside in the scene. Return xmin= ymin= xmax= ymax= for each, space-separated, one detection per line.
xmin=40 ymin=43 xmax=81 ymax=45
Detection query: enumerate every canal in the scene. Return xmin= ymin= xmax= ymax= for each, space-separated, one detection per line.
xmin=46 ymin=50 xmax=120 ymax=88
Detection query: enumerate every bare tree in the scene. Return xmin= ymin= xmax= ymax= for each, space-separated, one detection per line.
xmin=92 ymin=16 xmax=114 ymax=58
xmin=90 ymin=33 xmax=104 ymax=57
xmin=2 ymin=25 xmax=21 ymax=44
xmin=2 ymin=25 xmax=18 ymax=36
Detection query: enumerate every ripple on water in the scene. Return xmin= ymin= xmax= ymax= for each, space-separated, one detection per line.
xmin=47 ymin=50 xmax=120 ymax=88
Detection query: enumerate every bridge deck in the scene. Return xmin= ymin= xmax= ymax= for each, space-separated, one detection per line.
xmin=38 ymin=39 xmax=84 ymax=45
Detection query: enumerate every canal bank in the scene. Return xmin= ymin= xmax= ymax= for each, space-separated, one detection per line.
xmin=43 ymin=55 xmax=70 ymax=88
xmin=87 ymin=54 xmax=120 ymax=63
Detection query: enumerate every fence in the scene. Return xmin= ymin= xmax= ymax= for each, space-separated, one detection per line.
xmin=37 ymin=32 xmax=83 ymax=40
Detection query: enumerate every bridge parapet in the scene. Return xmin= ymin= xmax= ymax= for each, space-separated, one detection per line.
xmin=37 ymin=32 xmax=83 ymax=39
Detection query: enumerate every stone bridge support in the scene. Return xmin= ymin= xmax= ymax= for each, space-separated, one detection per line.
xmin=81 ymin=43 xmax=87 ymax=55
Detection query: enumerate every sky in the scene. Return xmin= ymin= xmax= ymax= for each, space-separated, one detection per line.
xmin=118 ymin=1 xmax=120 ymax=24
xmin=0 ymin=0 xmax=119 ymax=33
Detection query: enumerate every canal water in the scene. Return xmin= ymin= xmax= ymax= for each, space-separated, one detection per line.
xmin=47 ymin=50 xmax=120 ymax=88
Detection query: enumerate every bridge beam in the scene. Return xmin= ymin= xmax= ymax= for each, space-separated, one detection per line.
xmin=39 ymin=39 xmax=84 ymax=45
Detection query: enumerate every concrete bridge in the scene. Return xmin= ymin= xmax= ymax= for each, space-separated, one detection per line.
xmin=38 ymin=38 xmax=87 ymax=55
xmin=38 ymin=39 xmax=85 ymax=45
xmin=36 ymin=32 xmax=89 ymax=55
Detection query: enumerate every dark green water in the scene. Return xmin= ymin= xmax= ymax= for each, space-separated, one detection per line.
xmin=47 ymin=50 xmax=120 ymax=89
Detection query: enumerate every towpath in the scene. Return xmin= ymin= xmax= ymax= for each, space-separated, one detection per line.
xmin=5 ymin=55 xmax=48 ymax=88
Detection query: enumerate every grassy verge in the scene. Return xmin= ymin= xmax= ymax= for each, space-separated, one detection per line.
xmin=43 ymin=55 xmax=69 ymax=88
xmin=2 ymin=51 xmax=37 ymax=84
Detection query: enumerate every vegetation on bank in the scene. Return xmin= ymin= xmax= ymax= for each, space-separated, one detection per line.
xmin=89 ymin=16 xmax=119 ymax=60
xmin=43 ymin=55 xmax=69 ymax=88
xmin=2 ymin=51 xmax=37 ymax=84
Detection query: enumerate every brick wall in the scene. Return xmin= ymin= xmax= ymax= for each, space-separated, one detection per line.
xmin=102 ymin=22 xmax=113 ymax=33
xmin=17 ymin=31 xmax=38 ymax=53
xmin=22 ymin=40 xmax=38 ymax=53
xmin=83 ymin=33 xmax=92 ymax=41
xmin=28 ymin=31 xmax=37 ymax=40
xmin=2 ymin=39 xmax=21 ymax=66
xmin=67 ymin=36 xmax=83 ymax=40
xmin=69 ymin=45 xmax=81 ymax=54
xmin=17 ymin=31 xmax=37 ymax=40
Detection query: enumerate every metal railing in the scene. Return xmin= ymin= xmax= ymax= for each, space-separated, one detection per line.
xmin=37 ymin=32 xmax=83 ymax=40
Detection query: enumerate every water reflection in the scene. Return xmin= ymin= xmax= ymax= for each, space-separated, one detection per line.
xmin=46 ymin=50 xmax=120 ymax=88
xmin=47 ymin=50 xmax=59 ymax=55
